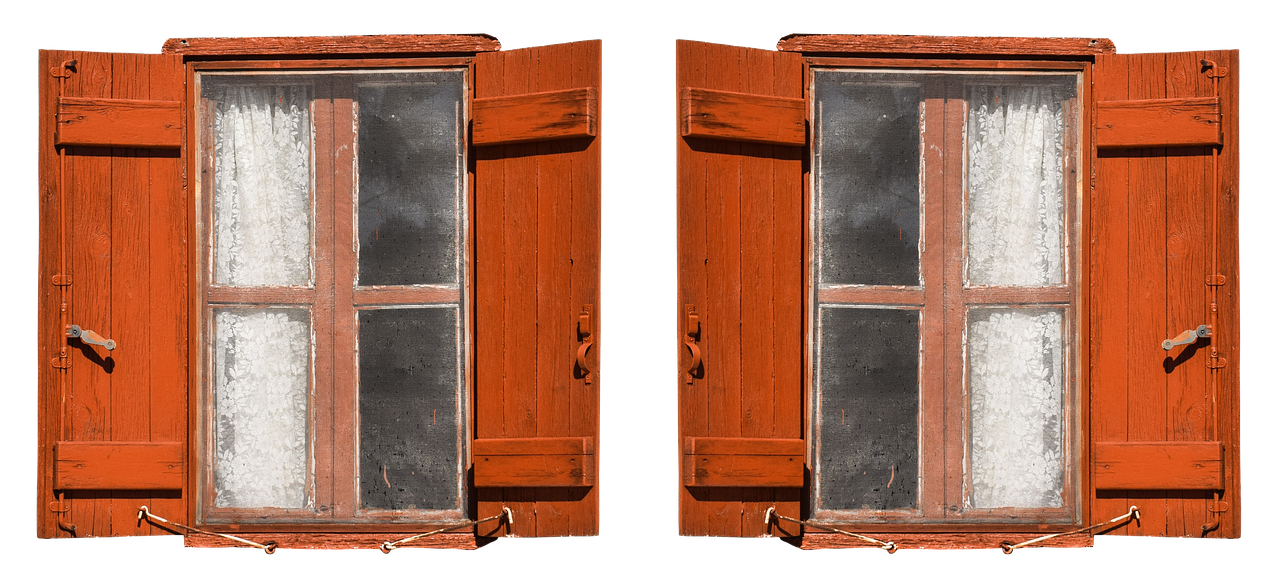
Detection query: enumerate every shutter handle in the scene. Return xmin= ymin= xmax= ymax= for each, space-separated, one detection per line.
xmin=576 ymin=306 xmax=593 ymax=385
xmin=685 ymin=306 xmax=701 ymax=384
xmin=66 ymin=324 xmax=116 ymax=351
xmin=1162 ymin=324 xmax=1210 ymax=351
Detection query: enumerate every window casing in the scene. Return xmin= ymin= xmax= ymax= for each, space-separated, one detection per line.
xmin=808 ymin=67 xmax=1082 ymax=525
xmin=194 ymin=67 xmax=471 ymax=524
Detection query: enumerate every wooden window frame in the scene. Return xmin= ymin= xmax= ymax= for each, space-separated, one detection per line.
xmin=189 ymin=59 xmax=475 ymax=529
xmin=806 ymin=60 xmax=1087 ymax=529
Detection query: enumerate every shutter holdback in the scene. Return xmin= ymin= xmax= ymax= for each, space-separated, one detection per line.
xmin=380 ymin=507 xmax=513 ymax=552
xmin=1001 ymin=506 xmax=1139 ymax=554
xmin=138 ymin=506 xmax=277 ymax=554
xmin=765 ymin=507 xmax=897 ymax=553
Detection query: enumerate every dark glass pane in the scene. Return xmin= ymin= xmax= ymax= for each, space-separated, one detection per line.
xmin=356 ymin=71 xmax=464 ymax=286
xmin=815 ymin=71 xmax=921 ymax=286
xmin=816 ymin=306 xmax=919 ymax=511
xmin=359 ymin=307 xmax=461 ymax=511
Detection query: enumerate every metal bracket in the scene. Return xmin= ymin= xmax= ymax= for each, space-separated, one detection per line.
xmin=52 ymin=274 xmax=72 ymax=286
xmin=67 ymin=325 xmax=116 ymax=351
xmin=48 ymin=500 xmax=71 ymax=514
xmin=51 ymin=355 xmax=70 ymax=370
xmin=1201 ymin=59 xmax=1229 ymax=79
xmin=685 ymin=306 xmax=702 ymax=385
xmin=576 ymin=306 xmax=593 ymax=385
xmin=1206 ymin=274 xmax=1226 ymax=286
xmin=1208 ymin=354 xmax=1228 ymax=370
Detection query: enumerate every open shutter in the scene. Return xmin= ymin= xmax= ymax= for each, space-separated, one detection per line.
xmin=676 ymin=40 xmax=805 ymax=537
xmin=1090 ymin=50 xmax=1239 ymax=537
xmin=473 ymin=40 xmax=601 ymax=537
xmin=37 ymin=50 xmax=187 ymax=538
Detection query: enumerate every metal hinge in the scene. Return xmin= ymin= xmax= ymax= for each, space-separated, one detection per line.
xmin=1209 ymin=355 xmax=1228 ymax=370
xmin=1206 ymin=274 xmax=1226 ymax=286
xmin=52 ymin=274 xmax=72 ymax=286
xmin=51 ymin=355 xmax=70 ymax=370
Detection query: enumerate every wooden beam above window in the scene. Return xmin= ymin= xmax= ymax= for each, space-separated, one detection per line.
xmin=777 ymin=34 xmax=1115 ymax=58
xmin=162 ymin=34 xmax=501 ymax=56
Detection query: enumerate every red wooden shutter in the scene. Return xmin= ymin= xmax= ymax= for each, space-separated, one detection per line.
xmin=1090 ymin=49 xmax=1239 ymax=537
xmin=37 ymin=50 xmax=187 ymax=538
xmin=676 ymin=40 xmax=805 ymax=537
xmin=472 ymin=40 xmax=601 ymax=537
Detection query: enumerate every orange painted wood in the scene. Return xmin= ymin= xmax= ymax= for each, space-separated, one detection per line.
xmin=163 ymin=34 xmax=500 ymax=56
xmin=474 ymin=436 xmax=591 ymax=491
xmin=472 ymin=87 xmax=597 ymax=145
xmin=1095 ymin=97 xmax=1221 ymax=148
xmin=680 ymin=87 xmax=805 ymax=145
xmin=682 ymin=437 xmax=804 ymax=487
xmin=677 ymin=40 xmax=805 ymax=537
xmin=800 ymin=531 xmax=1091 ymax=550
xmin=54 ymin=442 xmax=183 ymax=490
xmin=1094 ymin=442 xmax=1223 ymax=490
xmin=474 ymin=40 xmax=601 ymax=537
xmin=777 ymin=34 xmax=1115 ymax=57
xmin=56 ymin=97 xmax=182 ymax=148
xmin=185 ymin=532 xmax=479 ymax=550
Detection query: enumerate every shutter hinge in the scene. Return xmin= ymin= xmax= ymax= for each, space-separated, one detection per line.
xmin=1210 ymin=499 xmax=1230 ymax=513
xmin=48 ymin=500 xmax=70 ymax=513
xmin=1206 ymin=274 xmax=1226 ymax=286
xmin=1208 ymin=354 xmax=1228 ymax=370
xmin=52 ymin=274 xmax=72 ymax=286
xmin=51 ymin=355 xmax=70 ymax=370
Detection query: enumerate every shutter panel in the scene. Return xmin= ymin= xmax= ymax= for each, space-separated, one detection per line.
xmin=473 ymin=40 xmax=601 ymax=537
xmin=676 ymin=40 xmax=805 ymax=537
xmin=1090 ymin=50 xmax=1239 ymax=538
xmin=37 ymin=50 xmax=187 ymax=538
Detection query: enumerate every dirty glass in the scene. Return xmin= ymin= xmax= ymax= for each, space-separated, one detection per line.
xmin=815 ymin=306 xmax=920 ymax=511
xmin=814 ymin=71 xmax=922 ymax=287
xmin=358 ymin=307 xmax=462 ymax=511
xmin=356 ymin=71 xmax=465 ymax=287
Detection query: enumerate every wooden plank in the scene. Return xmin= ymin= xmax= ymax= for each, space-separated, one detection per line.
xmin=777 ymin=34 xmax=1115 ymax=57
xmin=473 ymin=88 xmax=597 ymax=145
xmin=474 ymin=455 xmax=595 ymax=487
xmin=1094 ymin=442 xmax=1223 ymax=490
xmin=680 ymin=87 xmax=805 ymax=145
xmin=36 ymin=49 xmax=62 ymax=539
xmin=163 ymin=34 xmax=500 ymax=56
xmin=684 ymin=437 xmax=804 ymax=455
xmin=186 ymin=532 xmax=478 ymax=550
xmin=55 ymin=442 xmax=183 ymax=490
xmin=801 ymin=531 xmax=1092 ymax=550
xmin=1095 ymin=97 xmax=1220 ymax=148
xmin=683 ymin=454 xmax=803 ymax=487
xmin=475 ymin=437 xmax=593 ymax=455
xmin=1213 ymin=48 xmax=1241 ymax=539
xmin=56 ymin=97 xmax=182 ymax=148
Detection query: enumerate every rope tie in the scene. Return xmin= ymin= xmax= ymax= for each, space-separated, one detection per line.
xmin=765 ymin=507 xmax=897 ymax=553
xmin=137 ymin=506 xmax=277 ymax=554
xmin=1001 ymin=506 xmax=1139 ymax=554
xmin=380 ymin=507 xmax=513 ymax=553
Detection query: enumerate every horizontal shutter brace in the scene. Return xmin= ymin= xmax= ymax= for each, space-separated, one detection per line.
xmin=765 ymin=507 xmax=897 ymax=553
xmin=138 ymin=506 xmax=277 ymax=554
xmin=381 ymin=508 xmax=513 ymax=552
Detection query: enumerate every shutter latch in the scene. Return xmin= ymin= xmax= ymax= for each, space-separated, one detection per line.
xmin=66 ymin=325 xmax=116 ymax=351
xmin=685 ymin=306 xmax=702 ymax=384
xmin=1162 ymin=324 xmax=1210 ymax=351
xmin=576 ymin=306 xmax=593 ymax=385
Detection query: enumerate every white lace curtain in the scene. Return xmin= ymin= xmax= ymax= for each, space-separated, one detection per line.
xmin=212 ymin=85 xmax=312 ymax=287
xmin=966 ymin=85 xmax=1066 ymax=287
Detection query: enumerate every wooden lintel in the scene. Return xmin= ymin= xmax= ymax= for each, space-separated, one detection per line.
xmin=57 ymin=97 xmax=183 ymax=148
xmin=777 ymin=34 xmax=1116 ymax=57
xmin=683 ymin=437 xmax=804 ymax=487
xmin=472 ymin=87 xmax=598 ymax=145
xmin=680 ymin=87 xmax=805 ymax=145
xmin=1095 ymin=97 xmax=1221 ymax=148
xmin=473 ymin=436 xmax=595 ymax=487
xmin=162 ymin=34 xmax=501 ymax=56
xmin=54 ymin=441 xmax=184 ymax=490
xmin=1094 ymin=441 xmax=1223 ymax=490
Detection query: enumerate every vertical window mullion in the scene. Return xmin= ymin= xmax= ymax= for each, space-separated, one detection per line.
xmin=919 ymin=77 xmax=948 ymax=519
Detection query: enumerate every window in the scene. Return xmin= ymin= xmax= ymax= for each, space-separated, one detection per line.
xmin=676 ymin=36 xmax=1238 ymax=547
xmin=38 ymin=35 xmax=602 ymax=548
xmin=811 ymin=69 xmax=1080 ymax=523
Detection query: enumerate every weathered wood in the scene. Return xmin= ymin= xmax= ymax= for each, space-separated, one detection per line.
xmin=1094 ymin=442 xmax=1223 ymax=490
xmin=473 ymin=88 xmax=597 ymax=145
xmin=680 ymin=87 xmax=805 ymax=145
xmin=54 ymin=442 xmax=183 ymax=490
xmin=475 ymin=437 xmax=593 ymax=455
xmin=682 ymin=438 xmax=804 ymax=488
xmin=684 ymin=437 xmax=804 ymax=455
xmin=777 ymin=34 xmax=1115 ymax=57
xmin=163 ymin=34 xmax=500 ymax=56
xmin=185 ymin=532 xmax=479 ymax=550
xmin=801 ymin=531 xmax=1092 ymax=550
xmin=474 ymin=454 xmax=596 ymax=487
xmin=1095 ymin=97 xmax=1221 ymax=148
xmin=56 ymin=97 xmax=182 ymax=148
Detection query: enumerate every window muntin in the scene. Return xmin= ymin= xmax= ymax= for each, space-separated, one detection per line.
xmin=196 ymin=68 xmax=469 ymax=524
xmin=810 ymin=68 xmax=1079 ymax=523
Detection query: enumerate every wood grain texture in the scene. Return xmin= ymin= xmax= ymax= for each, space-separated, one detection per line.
xmin=683 ymin=455 xmax=803 ymax=487
xmin=54 ymin=442 xmax=183 ymax=490
xmin=684 ymin=437 xmax=804 ymax=455
xmin=1094 ymin=442 xmax=1223 ymax=490
xmin=777 ymin=34 xmax=1115 ymax=57
xmin=56 ymin=97 xmax=182 ymax=148
xmin=185 ymin=532 xmax=479 ymax=550
xmin=800 ymin=531 xmax=1092 ymax=550
xmin=163 ymin=34 xmax=500 ymax=56
xmin=474 ymin=455 xmax=595 ymax=487
xmin=680 ymin=88 xmax=805 ymax=145
xmin=473 ymin=88 xmax=597 ymax=145
xmin=474 ymin=437 xmax=593 ymax=455
xmin=1095 ymin=97 xmax=1220 ymax=148
xmin=676 ymin=40 xmax=805 ymax=537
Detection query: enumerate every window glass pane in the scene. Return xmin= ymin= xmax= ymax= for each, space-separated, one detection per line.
xmin=206 ymin=79 xmax=313 ymax=287
xmin=968 ymin=307 xmax=1064 ymax=509
xmin=816 ymin=306 xmax=919 ymax=511
xmin=213 ymin=307 xmax=311 ymax=509
xmin=359 ymin=306 xmax=462 ymax=511
xmin=356 ymin=71 xmax=465 ymax=286
xmin=814 ymin=71 xmax=921 ymax=287
xmin=966 ymin=78 xmax=1074 ymax=286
